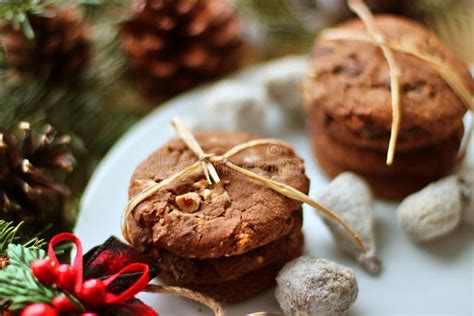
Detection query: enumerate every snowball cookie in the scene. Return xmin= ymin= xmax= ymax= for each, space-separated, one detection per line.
xmin=459 ymin=166 xmax=474 ymax=225
xmin=275 ymin=256 xmax=358 ymax=316
xmin=263 ymin=58 xmax=306 ymax=121
xmin=201 ymin=80 xmax=268 ymax=134
xmin=316 ymin=172 xmax=381 ymax=275
xmin=397 ymin=175 xmax=462 ymax=242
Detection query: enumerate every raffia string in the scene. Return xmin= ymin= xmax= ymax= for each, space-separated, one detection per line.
xmin=347 ymin=0 xmax=401 ymax=165
xmin=145 ymin=284 xmax=225 ymax=316
xmin=122 ymin=117 xmax=366 ymax=254
xmin=319 ymin=0 xmax=474 ymax=164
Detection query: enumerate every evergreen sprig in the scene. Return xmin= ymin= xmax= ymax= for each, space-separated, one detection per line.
xmin=0 ymin=78 xmax=138 ymax=195
xmin=0 ymin=0 xmax=102 ymax=38
xmin=0 ymin=0 xmax=140 ymax=233
xmin=0 ymin=221 xmax=45 ymax=258
xmin=0 ymin=244 xmax=59 ymax=311
xmin=0 ymin=234 xmax=82 ymax=313
xmin=0 ymin=220 xmax=20 ymax=258
xmin=237 ymin=0 xmax=312 ymax=40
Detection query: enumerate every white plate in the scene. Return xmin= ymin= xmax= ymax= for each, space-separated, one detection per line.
xmin=76 ymin=56 xmax=474 ymax=316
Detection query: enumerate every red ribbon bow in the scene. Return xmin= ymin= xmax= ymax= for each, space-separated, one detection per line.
xmin=47 ymin=233 xmax=150 ymax=307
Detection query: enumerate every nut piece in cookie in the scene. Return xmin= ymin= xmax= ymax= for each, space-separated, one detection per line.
xmin=175 ymin=192 xmax=201 ymax=213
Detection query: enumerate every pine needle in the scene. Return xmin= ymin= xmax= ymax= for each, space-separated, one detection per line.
xmin=0 ymin=221 xmax=21 ymax=258
xmin=0 ymin=0 xmax=103 ymax=38
xmin=0 ymin=244 xmax=58 ymax=311
xmin=0 ymin=221 xmax=46 ymax=258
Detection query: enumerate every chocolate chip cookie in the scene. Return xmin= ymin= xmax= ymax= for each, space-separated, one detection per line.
xmin=303 ymin=15 xmax=473 ymax=198
xmin=127 ymin=131 xmax=309 ymax=302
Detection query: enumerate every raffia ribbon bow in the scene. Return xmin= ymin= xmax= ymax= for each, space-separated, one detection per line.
xmin=122 ymin=117 xmax=365 ymax=253
xmin=319 ymin=0 xmax=473 ymax=165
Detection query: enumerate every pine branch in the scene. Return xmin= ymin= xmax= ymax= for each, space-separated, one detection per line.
xmin=0 ymin=0 xmax=140 ymax=222
xmin=0 ymin=221 xmax=45 ymax=258
xmin=0 ymin=244 xmax=60 ymax=311
xmin=0 ymin=220 xmax=20 ymax=258
xmin=0 ymin=75 xmax=138 ymax=195
xmin=236 ymin=0 xmax=321 ymax=56
xmin=0 ymin=0 xmax=140 ymax=241
xmin=0 ymin=0 xmax=103 ymax=38
xmin=414 ymin=0 xmax=474 ymax=64
xmin=237 ymin=0 xmax=310 ymax=37
xmin=0 ymin=242 xmax=83 ymax=313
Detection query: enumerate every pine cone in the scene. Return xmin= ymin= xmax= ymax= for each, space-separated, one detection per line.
xmin=0 ymin=123 xmax=74 ymax=231
xmin=0 ymin=6 xmax=91 ymax=83
xmin=120 ymin=0 xmax=244 ymax=100
xmin=364 ymin=0 xmax=413 ymax=16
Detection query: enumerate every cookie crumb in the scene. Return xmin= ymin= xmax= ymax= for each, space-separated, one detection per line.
xmin=193 ymin=179 xmax=208 ymax=190
xmin=237 ymin=233 xmax=251 ymax=249
xmin=202 ymin=189 xmax=212 ymax=201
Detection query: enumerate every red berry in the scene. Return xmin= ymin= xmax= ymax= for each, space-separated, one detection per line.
xmin=51 ymin=295 xmax=76 ymax=313
xmin=31 ymin=259 xmax=56 ymax=284
xmin=78 ymin=279 xmax=107 ymax=308
xmin=56 ymin=264 xmax=77 ymax=292
xmin=20 ymin=303 xmax=58 ymax=316
xmin=80 ymin=314 xmax=98 ymax=316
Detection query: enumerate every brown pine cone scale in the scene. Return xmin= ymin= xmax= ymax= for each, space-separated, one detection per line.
xmin=0 ymin=6 xmax=90 ymax=83
xmin=120 ymin=0 xmax=244 ymax=99
xmin=0 ymin=123 xmax=74 ymax=230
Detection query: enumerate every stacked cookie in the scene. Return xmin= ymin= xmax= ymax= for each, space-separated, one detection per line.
xmin=303 ymin=15 xmax=473 ymax=199
xmin=127 ymin=131 xmax=309 ymax=302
